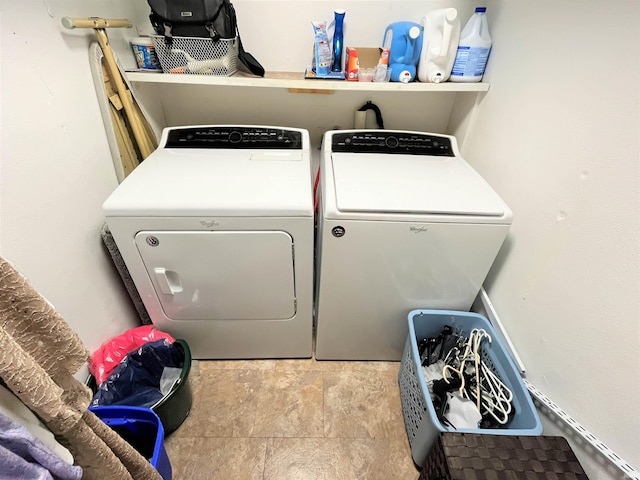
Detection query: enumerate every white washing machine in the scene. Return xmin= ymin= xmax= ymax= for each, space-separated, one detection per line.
xmin=103 ymin=125 xmax=314 ymax=359
xmin=314 ymin=129 xmax=513 ymax=361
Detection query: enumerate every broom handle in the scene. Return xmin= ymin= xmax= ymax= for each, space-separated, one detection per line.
xmin=61 ymin=17 xmax=132 ymax=29
xmin=62 ymin=17 xmax=155 ymax=159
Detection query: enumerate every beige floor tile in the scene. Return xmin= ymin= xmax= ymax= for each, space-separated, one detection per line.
xmin=324 ymin=369 xmax=407 ymax=440
xmin=263 ymin=437 xmax=418 ymax=480
xmin=251 ymin=370 xmax=324 ymax=438
xmin=173 ymin=369 xmax=263 ymax=438
xmin=163 ymin=436 xmax=193 ymax=476
xmin=198 ymin=358 xmax=401 ymax=373
xmin=273 ymin=358 xmax=401 ymax=372
xmin=318 ymin=360 xmax=401 ymax=374
xmin=164 ymin=358 xmax=416 ymax=479
xmin=166 ymin=437 xmax=267 ymax=480
xmin=199 ymin=359 xmax=277 ymax=372
xmin=274 ymin=357 xmax=320 ymax=371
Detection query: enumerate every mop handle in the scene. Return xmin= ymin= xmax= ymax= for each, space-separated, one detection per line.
xmin=61 ymin=17 xmax=132 ymax=30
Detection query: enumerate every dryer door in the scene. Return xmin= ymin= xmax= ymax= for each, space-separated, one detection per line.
xmin=135 ymin=230 xmax=296 ymax=321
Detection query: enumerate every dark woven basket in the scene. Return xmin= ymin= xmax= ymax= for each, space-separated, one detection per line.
xmin=420 ymin=433 xmax=589 ymax=480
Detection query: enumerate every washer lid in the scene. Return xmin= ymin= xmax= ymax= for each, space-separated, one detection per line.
xmin=330 ymin=153 xmax=507 ymax=217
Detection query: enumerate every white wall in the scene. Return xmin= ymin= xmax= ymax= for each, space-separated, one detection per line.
xmin=0 ymin=0 xmax=141 ymax=367
xmin=1 ymin=0 xmax=638 ymax=477
xmin=467 ymin=0 xmax=640 ymax=476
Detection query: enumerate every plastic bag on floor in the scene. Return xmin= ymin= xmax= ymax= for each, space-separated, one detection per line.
xmin=89 ymin=325 xmax=175 ymax=385
xmin=90 ymin=339 xmax=184 ymax=409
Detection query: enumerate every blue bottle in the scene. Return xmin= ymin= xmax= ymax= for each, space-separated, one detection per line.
xmin=331 ymin=9 xmax=346 ymax=72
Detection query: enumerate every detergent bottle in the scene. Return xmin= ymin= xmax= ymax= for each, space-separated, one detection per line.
xmin=450 ymin=7 xmax=492 ymax=82
xmin=417 ymin=8 xmax=460 ymax=83
xmin=385 ymin=22 xmax=423 ymax=83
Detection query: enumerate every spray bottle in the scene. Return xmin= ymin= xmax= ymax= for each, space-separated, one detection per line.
xmin=331 ymin=9 xmax=346 ymax=72
xmin=450 ymin=7 xmax=492 ymax=82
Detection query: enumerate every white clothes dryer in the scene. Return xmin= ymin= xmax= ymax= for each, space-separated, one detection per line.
xmin=103 ymin=125 xmax=314 ymax=359
xmin=314 ymin=130 xmax=512 ymax=361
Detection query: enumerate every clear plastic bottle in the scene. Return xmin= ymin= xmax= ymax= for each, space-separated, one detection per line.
xmin=449 ymin=7 xmax=492 ymax=83
xmin=331 ymin=10 xmax=346 ymax=72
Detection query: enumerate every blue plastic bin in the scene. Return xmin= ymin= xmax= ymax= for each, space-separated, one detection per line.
xmin=398 ymin=309 xmax=542 ymax=466
xmin=89 ymin=405 xmax=172 ymax=480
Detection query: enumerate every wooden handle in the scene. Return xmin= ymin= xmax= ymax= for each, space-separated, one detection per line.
xmin=61 ymin=17 xmax=132 ymax=30
xmin=93 ymin=29 xmax=155 ymax=158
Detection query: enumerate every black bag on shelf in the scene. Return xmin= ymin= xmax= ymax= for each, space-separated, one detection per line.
xmin=148 ymin=0 xmax=265 ymax=76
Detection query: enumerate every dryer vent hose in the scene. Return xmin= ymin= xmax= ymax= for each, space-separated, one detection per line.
xmin=355 ymin=101 xmax=385 ymax=129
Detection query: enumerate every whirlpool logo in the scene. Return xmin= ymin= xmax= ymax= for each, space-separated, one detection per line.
xmin=200 ymin=219 xmax=220 ymax=228
xmin=409 ymin=225 xmax=428 ymax=233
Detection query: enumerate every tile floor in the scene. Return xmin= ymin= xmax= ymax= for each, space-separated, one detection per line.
xmin=164 ymin=357 xmax=420 ymax=480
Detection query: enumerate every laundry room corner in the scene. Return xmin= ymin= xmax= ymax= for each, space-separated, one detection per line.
xmin=0 ymin=0 xmax=638 ymax=478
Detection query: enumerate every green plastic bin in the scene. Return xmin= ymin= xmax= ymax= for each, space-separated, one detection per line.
xmin=88 ymin=338 xmax=192 ymax=435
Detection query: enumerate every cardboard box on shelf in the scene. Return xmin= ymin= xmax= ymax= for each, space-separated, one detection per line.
xmin=352 ymin=47 xmax=382 ymax=69
xmin=346 ymin=47 xmax=381 ymax=81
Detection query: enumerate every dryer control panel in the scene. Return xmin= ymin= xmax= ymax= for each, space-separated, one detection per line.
xmin=331 ymin=131 xmax=454 ymax=156
xmin=164 ymin=127 xmax=303 ymax=149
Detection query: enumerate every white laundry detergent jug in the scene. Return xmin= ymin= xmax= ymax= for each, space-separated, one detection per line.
xmin=417 ymin=8 xmax=460 ymax=83
xmin=450 ymin=7 xmax=492 ymax=82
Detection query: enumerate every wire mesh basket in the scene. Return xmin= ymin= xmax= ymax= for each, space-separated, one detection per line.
xmin=151 ymin=35 xmax=238 ymax=76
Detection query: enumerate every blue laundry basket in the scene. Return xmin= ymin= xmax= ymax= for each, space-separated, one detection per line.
xmin=398 ymin=309 xmax=542 ymax=466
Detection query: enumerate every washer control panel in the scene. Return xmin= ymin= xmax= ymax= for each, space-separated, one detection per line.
xmin=331 ymin=131 xmax=454 ymax=156
xmin=165 ymin=127 xmax=303 ymax=149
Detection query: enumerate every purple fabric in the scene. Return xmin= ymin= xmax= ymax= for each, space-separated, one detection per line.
xmin=0 ymin=411 xmax=82 ymax=480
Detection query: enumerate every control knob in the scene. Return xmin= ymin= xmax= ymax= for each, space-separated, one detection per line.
xmin=229 ymin=130 xmax=243 ymax=143
xmin=385 ymin=136 xmax=399 ymax=148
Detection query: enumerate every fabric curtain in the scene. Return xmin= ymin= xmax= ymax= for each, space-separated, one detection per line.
xmin=0 ymin=256 xmax=162 ymax=480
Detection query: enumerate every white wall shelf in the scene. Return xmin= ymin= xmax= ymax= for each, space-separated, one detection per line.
xmin=126 ymin=70 xmax=490 ymax=93
xmin=126 ymin=70 xmax=489 ymax=151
